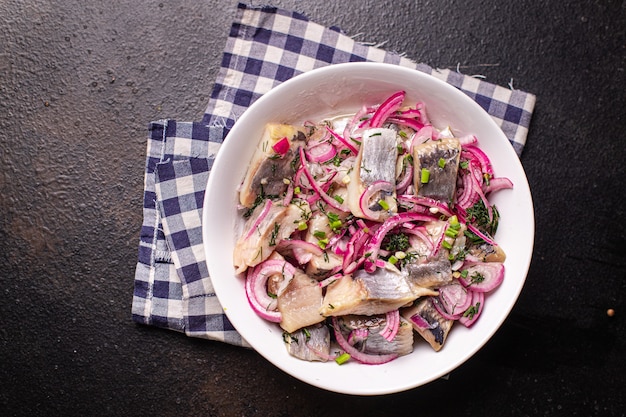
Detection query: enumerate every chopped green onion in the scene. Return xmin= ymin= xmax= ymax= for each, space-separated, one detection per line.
xmin=297 ymin=221 xmax=308 ymax=231
xmin=445 ymin=228 xmax=458 ymax=238
xmin=438 ymin=158 xmax=446 ymax=168
xmin=441 ymin=240 xmax=453 ymax=250
xmin=333 ymin=195 xmax=344 ymax=204
xmin=294 ymin=186 xmax=301 ymax=194
xmin=389 ymin=255 xmax=398 ymax=265
xmin=313 ymin=230 xmax=326 ymax=239
xmin=378 ymin=199 xmax=390 ymax=211
xmin=330 ymin=219 xmax=342 ymax=230
xmin=420 ymin=168 xmax=430 ymax=184
xmin=335 ymin=352 xmax=351 ymax=365
xmin=460 ymin=270 xmax=469 ymax=278
xmin=317 ymin=238 xmax=329 ymax=249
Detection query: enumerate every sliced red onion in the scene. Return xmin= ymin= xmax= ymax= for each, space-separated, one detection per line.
xmin=299 ymin=147 xmax=349 ymax=212
xmin=458 ymin=262 xmax=505 ymax=293
xmin=271 ymin=137 xmax=290 ymax=156
xmin=364 ymin=212 xmax=437 ymax=272
xmin=415 ymin=102 xmax=430 ymax=125
xmin=380 ymin=310 xmax=400 ymax=342
xmin=455 ymin=170 xmax=475 ymax=209
xmin=305 ymin=341 xmax=337 ymax=362
xmin=282 ymin=182 xmax=294 ymax=206
xmin=326 ymin=125 xmax=358 ymax=155
xmin=358 ymin=180 xmax=394 ymax=221
xmin=434 ymin=281 xmax=472 ymax=319
xmin=463 ymin=144 xmax=494 ymax=176
xmin=430 ymin=223 xmax=449 ymax=258
xmin=374 ymin=259 xmax=387 ymax=268
xmin=387 ymin=116 xmax=424 ymax=131
xmin=409 ymin=313 xmax=438 ymax=330
xmin=397 ymin=194 xmax=454 ymax=217
xmin=245 ymin=259 xmax=295 ymax=322
xmin=370 ymin=91 xmax=405 ymax=128
xmin=276 ymin=239 xmax=324 ymax=264
xmin=483 ymin=176 xmax=514 ymax=194
xmin=395 ymin=161 xmax=413 ymax=194
xmin=465 ymin=223 xmax=497 ymax=246
xmin=306 ymin=141 xmax=337 ymax=163
xmin=458 ymin=134 xmax=478 ymax=146
xmin=459 ymin=290 xmax=485 ymax=328
xmin=343 ymin=105 xmax=373 ymax=143
xmin=469 ymin=170 xmax=493 ymax=222
xmin=347 ymin=327 xmax=369 ymax=346
xmin=332 ymin=317 xmax=398 ymax=365
xmin=404 ymin=227 xmax=434 ymax=252
xmin=411 ymin=125 xmax=434 ymax=149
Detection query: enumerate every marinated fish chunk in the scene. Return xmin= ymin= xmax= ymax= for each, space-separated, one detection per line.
xmin=346 ymin=128 xmax=398 ymax=221
xmin=239 ymin=123 xmax=307 ymax=207
xmin=320 ymin=267 xmax=417 ymax=317
xmin=402 ymin=297 xmax=453 ymax=351
xmin=305 ymin=250 xmax=343 ymax=280
xmin=335 ymin=314 xmax=414 ymax=357
xmin=284 ymin=323 xmax=331 ymax=362
xmin=413 ymin=137 xmax=461 ymax=202
xmin=405 ymin=252 xmax=454 ymax=289
xmin=233 ymin=201 xmax=309 ymax=274
xmin=278 ymin=269 xmax=325 ymax=333
xmin=468 ymin=241 xmax=507 ymax=263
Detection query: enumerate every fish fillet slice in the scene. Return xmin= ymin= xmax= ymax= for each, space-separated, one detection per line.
xmin=320 ymin=267 xmax=417 ymax=317
xmin=239 ymin=123 xmax=307 ymax=207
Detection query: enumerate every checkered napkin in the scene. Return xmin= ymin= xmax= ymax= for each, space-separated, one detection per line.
xmin=132 ymin=3 xmax=536 ymax=347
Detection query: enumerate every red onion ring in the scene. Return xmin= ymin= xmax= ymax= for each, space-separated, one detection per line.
xmin=358 ymin=180 xmax=394 ymax=221
xmin=380 ymin=309 xmax=400 ymax=342
xmin=245 ymin=259 xmax=295 ymax=322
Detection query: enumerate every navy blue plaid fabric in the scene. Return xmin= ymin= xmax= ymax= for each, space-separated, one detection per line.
xmin=132 ymin=3 xmax=536 ymax=345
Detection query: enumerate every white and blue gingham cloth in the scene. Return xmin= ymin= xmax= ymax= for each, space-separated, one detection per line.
xmin=132 ymin=3 xmax=536 ymax=346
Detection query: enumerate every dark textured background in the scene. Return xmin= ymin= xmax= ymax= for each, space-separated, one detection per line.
xmin=1 ymin=1 xmax=624 ymax=416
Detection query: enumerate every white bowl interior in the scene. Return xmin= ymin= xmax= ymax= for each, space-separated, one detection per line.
xmin=202 ymin=62 xmax=534 ymax=395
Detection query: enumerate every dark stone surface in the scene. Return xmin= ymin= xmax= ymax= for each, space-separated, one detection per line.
xmin=1 ymin=0 xmax=624 ymax=416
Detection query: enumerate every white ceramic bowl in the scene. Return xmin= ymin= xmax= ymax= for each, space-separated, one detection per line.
xmin=202 ymin=62 xmax=534 ymax=395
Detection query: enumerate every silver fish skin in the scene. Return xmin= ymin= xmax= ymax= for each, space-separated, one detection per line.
xmin=413 ymin=137 xmax=461 ymax=202
xmin=404 ymin=252 xmax=454 ymax=289
xmin=346 ymin=128 xmax=398 ymax=221
xmin=401 ymin=297 xmax=453 ymax=351
xmin=239 ymin=123 xmax=307 ymax=208
xmin=284 ymin=323 xmax=331 ymax=362
xmin=359 ymin=128 xmax=398 ymax=186
xmin=336 ymin=314 xmax=414 ymax=356
xmin=320 ymin=266 xmax=417 ymax=317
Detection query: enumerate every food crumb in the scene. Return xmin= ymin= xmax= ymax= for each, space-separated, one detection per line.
xmin=607 ymin=308 xmax=615 ymax=317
